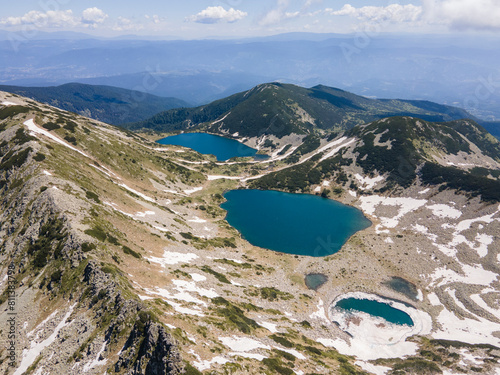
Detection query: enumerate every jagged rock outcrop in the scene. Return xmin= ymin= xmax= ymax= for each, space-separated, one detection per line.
xmin=116 ymin=320 xmax=183 ymax=375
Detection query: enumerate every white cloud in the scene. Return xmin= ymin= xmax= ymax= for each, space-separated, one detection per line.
xmin=304 ymin=0 xmax=323 ymax=9
xmin=260 ymin=0 xmax=301 ymax=26
xmin=328 ymin=1 xmax=500 ymax=31
xmin=112 ymin=17 xmax=144 ymax=32
xmin=328 ymin=4 xmax=422 ymax=23
xmin=423 ymin=0 xmax=500 ymax=30
xmin=188 ymin=6 xmax=247 ymax=24
xmin=0 ymin=10 xmax=77 ymax=28
xmin=81 ymin=7 xmax=108 ymax=26
xmin=0 ymin=7 xmax=108 ymax=29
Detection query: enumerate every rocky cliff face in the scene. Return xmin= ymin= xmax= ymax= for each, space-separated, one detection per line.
xmin=116 ymin=320 xmax=183 ymax=375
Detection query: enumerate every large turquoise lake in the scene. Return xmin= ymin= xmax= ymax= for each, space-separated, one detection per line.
xmin=221 ymin=189 xmax=371 ymax=256
xmin=157 ymin=133 xmax=261 ymax=161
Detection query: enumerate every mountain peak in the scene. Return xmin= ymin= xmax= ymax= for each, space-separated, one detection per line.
xmin=128 ymin=82 xmax=474 ymax=138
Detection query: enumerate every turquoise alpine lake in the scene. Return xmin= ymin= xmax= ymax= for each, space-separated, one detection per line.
xmin=221 ymin=189 xmax=371 ymax=257
xmin=157 ymin=133 xmax=263 ymax=161
xmin=335 ymin=298 xmax=414 ymax=326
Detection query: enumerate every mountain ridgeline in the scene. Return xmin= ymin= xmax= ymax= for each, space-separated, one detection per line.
xmin=251 ymin=116 xmax=500 ymax=202
xmin=127 ymin=83 xmax=473 ymax=137
xmin=0 ymin=83 xmax=189 ymax=125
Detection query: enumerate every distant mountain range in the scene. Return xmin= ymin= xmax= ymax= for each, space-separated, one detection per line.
xmin=0 ymin=83 xmax=189 ymax=124
xmin=1 ymin=33 xmax=499 ymax=119
xmin=127 ymin=82 xmax=473 ymax=138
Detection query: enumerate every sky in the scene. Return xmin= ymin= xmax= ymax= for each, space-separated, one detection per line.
xmin=1 ymin=0 xmax=499 ymax=39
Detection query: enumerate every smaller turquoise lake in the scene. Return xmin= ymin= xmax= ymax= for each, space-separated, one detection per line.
xmin=335 ymin=298 xmax=414 ymax=326
xmin=157 ymin=133 xmax=262 ymax=161
xmin=221 ymin=189 xmax=371 ymax=256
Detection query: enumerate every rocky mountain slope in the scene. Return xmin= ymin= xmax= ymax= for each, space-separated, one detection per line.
xmin=0 ymin=91 xmax=499 ymax=375
xmin=127 ymin=83 xmax=472 ymax=138
xmin=0 ymin=83 xmax=189 ymax=125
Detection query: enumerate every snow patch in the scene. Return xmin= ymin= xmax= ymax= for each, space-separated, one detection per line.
xmin=104 ymin=201 xmax=134 ymax=218
xmin=309 ymin=299 xmax=329 ymax=323
xmin=184 ymin=187 xmax=203 ymax=195
xmin=229 ymin=352 xmax=267 ymax=360
xmin=220 ymin=336 xmax=270 ymax=352
xmin=427 ymin=293 xmax=441 ymax=306
xmin=172 ymin=279 xmax=219 ymax=300
xmin=359 ymin=195 xmax=427 ymax=231
xmin=15 ymin=304 xmax=76 ymax=375
xmin=474 ymin=233 xmax=494 ymax=257
xmin=24 ymin=119 xmax=88 ymax=157
xmin=118 ymin=183 xmax=155 ymax=202
xmin=90 ymin=164 xmax=112 ymax=178
xmin=193 ymin=356 xmax=229 ymax=371
xmin=190 ymin=273 xmax=206 ymax=282
xmin=259 ymin=321 xmax=278 ymax=333
xmin=427 ymin=204 xmax=462 ymax=219
xmin=82 ymin=341 xmax=107 ymax=372
xmin=275 ymin=347 xmax=306 ymax=360
xmin=455 ymin=206 xmax=500 ymax=231
xmin=354 ymin=174 xmax=384 ymax=190
xmin=147 ymin=250 xmax=199 ymax=266
xmin=355 ymin=361 xmax=391 ymax=375
xmin=207 ymin=175 xmax=241 ymax=180
xmin=412 ymin=224 xmax=437 ymax=242
xmin=428 ymin=264 xmax=498 ymax=287
xmin=188 ymin=217 xmax=207 ymax=223
xmin=432 ymin=296 xmax=500 ymax=347
xmin=211 ymin=112 xmax=231 ymax=125
xmin=319 ymin=138 xmax=356 ymax=161
xmin=470 ymin=290 xmax=500 ymax=319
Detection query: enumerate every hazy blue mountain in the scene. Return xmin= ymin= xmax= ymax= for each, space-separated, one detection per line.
xmin=0 ymin=34 xmax=499 ymax=118
xmin=480 ymin=121 xmax=500 ymax=139
xmin=78 ymin=70 xmax=269 ymax=105
xmin=0 ymin=83 xmax=189 ymax=124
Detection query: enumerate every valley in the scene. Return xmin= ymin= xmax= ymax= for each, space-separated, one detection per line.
xmin=0 ymin=84 xmax=499 ymax=375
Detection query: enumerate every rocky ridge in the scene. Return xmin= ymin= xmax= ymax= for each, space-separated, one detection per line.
xmin=0 ymin=91 xmax=499 ymax=374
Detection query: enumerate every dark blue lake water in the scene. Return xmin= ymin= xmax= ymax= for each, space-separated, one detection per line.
xmin=221 ymin=189 xmax=371 ymax=257
xmin=335 ymin=298 xmax=414 ymax=326
xmin=157 ymin=133 xmax=261 ymax=161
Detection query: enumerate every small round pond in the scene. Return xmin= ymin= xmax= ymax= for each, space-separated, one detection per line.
xmin=383 ymin=276 xmax=419 ymax=301
xmin=305 ymin=274 xmax=328 ymax=291
xmin=221 ymin=189 xmax=371 ymax=257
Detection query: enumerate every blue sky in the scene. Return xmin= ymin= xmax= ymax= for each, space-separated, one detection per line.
xmin=1 ymin=0 xmax=499 ymax=38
